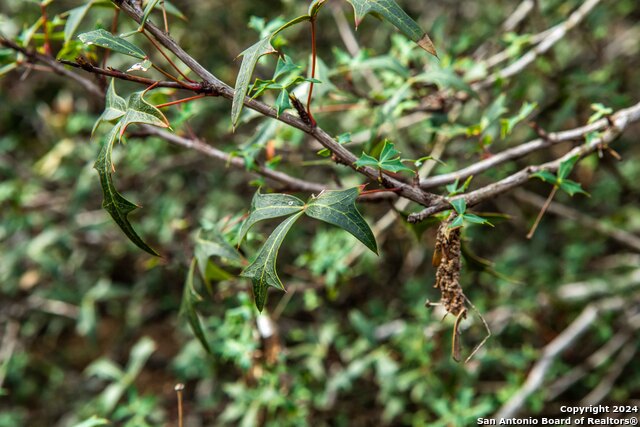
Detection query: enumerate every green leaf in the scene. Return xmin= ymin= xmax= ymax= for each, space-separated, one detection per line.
xmin=500 ymin=101 xmax=537 ymax=139
xmin=139 ymin=0 xmax=162 ymax=31
xmin=78 ymin=29 xmax=147 ymax=59
xmin=231 ymin=15 xmax=312 ymax=128
xmin=305 ymin=188 xmax=378 ymax=254
xmin=308 ymin=0 xmax=328 ymax=17
xmin=231 ymin=37 xmax=276 ymax=129
xmin=354 ymin=140 xmax=414 ymax=173
xmin=558 ymin=155 xmax=580 ymax=180
xmin=449 ymin=215 xmax=464 ymax=229
xmin=64 ymin=1 xmax=95 ymax=44
xmin=464 ymin=213 xmax=494 ymax=227
xmin=241 ymin=212 xmax=304 ymax=311
xmin=273 ymin=55 xmax=300 ymax=80
xmin=118 ymin=90 xmax=170 ymax=135
xmin=180 ymin=259 xmax=213 ymax=353
xmin=531 ymin=170 xmax=558 ymax=185
xmin=94 ymin=123 xmax=159 ymax=256
xmin=275 ymin=89 xmax=292 ymax=117
xmin=238 ymin=190 xmax=305 ymax=244
xmin=92 ymin=79 xmax=126 ymax=136
xmin=450 ymin=198 xmax=466 ymax=215
xmin=559 ymin=180 xmax=589 ymax=197
xmin=353 ymin=152 xmax=380 ymax=168
xmin=194 ymin=229 xmax=244 ymax=282
xmin=345 ymin=0 xmax=437 ymax=56
xmin=446 ymin=176 xmax=473 ymax=196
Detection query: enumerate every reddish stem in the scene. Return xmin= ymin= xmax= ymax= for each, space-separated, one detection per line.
xmin=156 ymin=94 xmax=206 ymax=109
xmin=40 ymin=3 xmax=52 ymax=56
xmin=306 ymin=18 xmax=318 ymax=127
xmin=143 ymin=31 xmax=195 ymax=83
xmin=360 ymin=187 xmax=402 ymax=195
xmin=526 ymin=185 xmax=558 ymax=239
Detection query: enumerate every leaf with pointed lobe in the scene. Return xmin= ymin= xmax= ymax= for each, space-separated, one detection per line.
xmin=305 ymin=188 xmax=378 ymax=254
xmin=241 ymin=212 xmax=304 ymax=311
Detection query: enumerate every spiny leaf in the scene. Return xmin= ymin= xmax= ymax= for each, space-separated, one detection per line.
xmin=241 ymin=212 xmax=304 ymax=311
xmin=92 ymin=79 xmax=126 ymax=136
xmin=345 ymin=0 xmax=437 ymax=56
xmin=238 ymin=190 xmax=305 ymax=244
xmin=118 ymin=90 xmax=170 ymax=136
xmin=78 ymin=29 xmax=147 ymax=59
xmin=94 ymin=123 xmax=159 ymax=256
xmin=305 ymin=188 xmax=378 ymax=254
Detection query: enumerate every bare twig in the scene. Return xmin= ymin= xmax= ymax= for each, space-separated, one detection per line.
xmin=513 ymin=189 xmax=640 ymax=252
xmin=409 ymin=101 xmax=640 ymax=223
xmin=495 ymin=297 xmax=626 ymax=419
xmin=0 ymin=37 xmax=103 ymax=98
xmin=474 ymin=0 xmax=603 ymax=90
xmin=420 ymin=101 xmax=640 ymax=190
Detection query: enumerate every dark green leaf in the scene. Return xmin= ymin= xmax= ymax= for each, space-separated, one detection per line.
xmin=94 ymin=123 xmax=159 ymax=256
xmin=305 ymin=188 xmax=378 ymax=254
xmin=231 ymin=37 xmax=276 ymax=129
xmin=241 ymin=212 xmax=304 ymax=311
xmin=345 ymin=0 xmax=437 ymax=56
xmin=92 ymin=79 xmax=126 ymax=136
xmin=78 ymin=29 xmax=147 ymax=59
xmin=118 ymin=90 xmax=170 ymax=135
xmin=275 ymin=89 xmax=292 ymax=117
xmin=308 ymin=0 xmax=328 ymax=17
xmin=238 ymin=190 xmax=305 ymax=244
xmin=531 ymin=170 xmax=558 ymax=185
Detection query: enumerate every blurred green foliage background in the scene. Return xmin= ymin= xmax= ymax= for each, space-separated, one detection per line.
xmin=1 ymin=0 xmax=639 ymax=426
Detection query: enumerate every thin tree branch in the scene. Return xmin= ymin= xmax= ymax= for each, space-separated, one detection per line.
xmin=420 ymin=102 xmax=640 ymax=189
xmin=474 ymin=0 xmax=603 ymax=90
xmin=495 ymin=297 xmax=627 ymax=419
xmin=0 ymin=37 xmax=103 ymax=98
xmin=408 ymin=101 xmax=640 ymax=223
xmin=140 ymin=126 xmax=327 ymax=193
xmin=109 ymin=0 xmax=442 ymax=208
xmin=513 ymin=189 xmax=640 ymax=252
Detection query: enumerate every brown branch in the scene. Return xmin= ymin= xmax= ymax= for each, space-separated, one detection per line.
xmin=109 ymin=0 xmax=442 ymax=208
xmin=0 ymin=37 xmax=103 ymax=98
xmin=408 ymin=101 xmax=640 ymax=223
xmin=139 ymin=126 xmax=327 ymax=193
xmin=58 ymin=59 xmax=216 ymax=93
xmin=420 ymin=102 xmax=640 ymax=190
